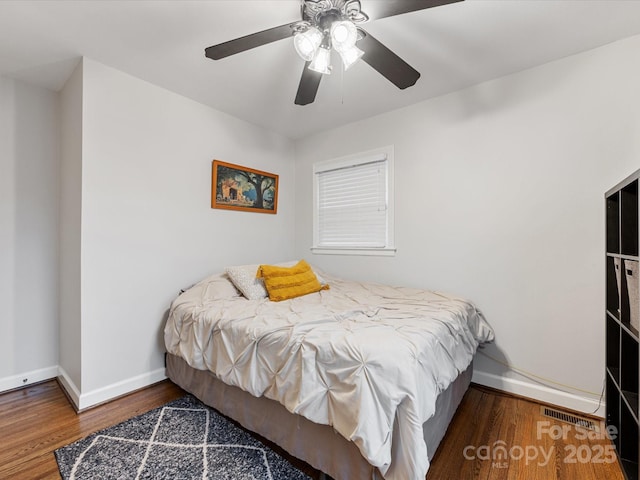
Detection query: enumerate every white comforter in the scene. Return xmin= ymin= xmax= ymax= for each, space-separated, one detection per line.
xmin=164 ymin=273 xmax=494 ymax=480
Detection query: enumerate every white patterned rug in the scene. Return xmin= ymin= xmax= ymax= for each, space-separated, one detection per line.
xmin=55 ymin=395 xmax=313 ymax=480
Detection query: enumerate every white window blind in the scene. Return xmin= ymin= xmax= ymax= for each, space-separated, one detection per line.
xmin=312 ymin=147 xmax=394 ymax=256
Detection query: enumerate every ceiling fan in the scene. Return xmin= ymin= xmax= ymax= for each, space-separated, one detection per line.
xmin=205 ymin=0 xmax=463 ymax=106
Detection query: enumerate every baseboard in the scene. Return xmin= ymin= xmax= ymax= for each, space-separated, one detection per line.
xmin=472 ymin=369 xmax=605 ymax=418
xmin=57 ymin=367 xmax=168 ymax=411
xmin=7 ymin=365 xmax=604 ymax=418
xmin=57 ymin=366 xmax=82 ymax=409
xmin=0 ymin=366 xmax=59 ymax=393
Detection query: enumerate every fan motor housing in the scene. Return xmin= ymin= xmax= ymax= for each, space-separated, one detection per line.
xmin=318 ymin=10 xmax=342 ymax=31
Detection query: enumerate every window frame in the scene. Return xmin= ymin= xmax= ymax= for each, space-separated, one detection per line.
xmin=311 ymin=145 xmax=395 ymax=257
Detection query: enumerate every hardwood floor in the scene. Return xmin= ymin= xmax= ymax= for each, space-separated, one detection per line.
xmin=426 ymin=385 xmax=624 ymax=480
xmin=0 ymin=380 xmax=625 ymax=480
xmin=0 ymin=380 xmax=184 ymax=479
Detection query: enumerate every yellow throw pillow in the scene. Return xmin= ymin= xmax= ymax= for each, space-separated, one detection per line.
xmin=257 ymin=260 xmax=329 ymax=302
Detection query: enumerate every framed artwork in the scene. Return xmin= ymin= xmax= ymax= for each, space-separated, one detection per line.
xmin=211 ymin=160 xmax=278 ymax=214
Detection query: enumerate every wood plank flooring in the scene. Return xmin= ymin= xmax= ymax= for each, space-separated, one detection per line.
xmin=426 ymin=385 xmax=624 ymax=480
xmin=0 ymin=380 xmax=184 ymax=479
xmin=0 ymin=380 xmax=625 ymax=480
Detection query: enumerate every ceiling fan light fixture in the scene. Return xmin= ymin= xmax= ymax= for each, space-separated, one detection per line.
xmin=338 ymin=44 xmax=364 ymax=70
xmin=293 ymin=26 xmax=323 ymax=61
xmin=309 ymin=45 xmax=332 ymax=75
xmin=204 ymin=0 xmax=438 ymax=106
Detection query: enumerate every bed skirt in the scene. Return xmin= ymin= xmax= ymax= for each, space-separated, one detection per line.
xmin=165 ymin=353 xmax=472 ymax=480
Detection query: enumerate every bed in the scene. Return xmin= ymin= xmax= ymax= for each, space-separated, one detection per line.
xmin=164 ymin=262 xmax=494 ymax=480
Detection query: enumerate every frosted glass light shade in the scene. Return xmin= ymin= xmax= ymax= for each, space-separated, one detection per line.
xmin=294 ymin=26 xmax=323 ymax=61
xmin=330 ymin=21 xmax=358 ymax=52
xmin=339 ymin=45 xmax=364 ymax=70
xmin=309 ymin=46 xmax=332 ymax=75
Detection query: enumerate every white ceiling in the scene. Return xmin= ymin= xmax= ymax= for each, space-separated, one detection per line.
xmin=2 ymin=0 xmax=640 ymax=139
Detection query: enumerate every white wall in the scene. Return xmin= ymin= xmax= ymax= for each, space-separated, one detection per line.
xmin=0 ymin=76 xmax=60 ymax=391
xmin=294 ymin=35 xmax=640 ymax=415
xmin=1 ymin=58 xmax=296 ymax=408
xmin=58 ymin=61 xmax=83 ymax=394
xmin=61 ymin=58 xmax=296 ymax=408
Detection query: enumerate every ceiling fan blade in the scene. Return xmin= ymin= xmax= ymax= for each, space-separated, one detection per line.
xmin=295 ymin=63 xmax=323 ymax=105
xmin=358 ymin=30 xmax=420 ymax=90
xmin=363 ymin=0 xmax=463 ymax=21
xmin=205 ymin=23 xmax=297 ymax=60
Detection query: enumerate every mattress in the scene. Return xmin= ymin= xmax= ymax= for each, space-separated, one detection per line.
xmin=165 ymin=270 xmax=494 ymax=479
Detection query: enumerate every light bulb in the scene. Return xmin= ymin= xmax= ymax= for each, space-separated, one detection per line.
xmin=330 ymin=20 xmax=358 ymax=52
xmin=309 ymin=46 xmax=332 ymax=75
xmin=338 ymin=45 xmax=364 ymax=70
xmin=293 ymin=26 xmax=323 ymax=61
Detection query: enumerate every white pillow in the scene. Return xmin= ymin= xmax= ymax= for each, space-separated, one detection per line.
xmin=180 ymin=273 xmax=241 ymax=299
xmin=201 ymin=273 xmax=241 ymax=300
xmin=225 ymin=264 xmax=266 ymax=300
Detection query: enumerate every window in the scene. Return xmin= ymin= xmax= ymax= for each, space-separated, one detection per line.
xmin=312 ymin=146 xmax=395 ymax=256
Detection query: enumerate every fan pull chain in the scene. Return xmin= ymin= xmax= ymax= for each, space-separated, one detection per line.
xmin=340 ymin=58 xmax=345 ymax=105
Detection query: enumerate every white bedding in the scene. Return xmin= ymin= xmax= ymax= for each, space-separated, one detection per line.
xmin=164 ymin=272 xmax=494 ymax=480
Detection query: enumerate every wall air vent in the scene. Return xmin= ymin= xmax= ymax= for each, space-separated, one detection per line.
xmin=540 ymin=406 xmax=599 ymax=432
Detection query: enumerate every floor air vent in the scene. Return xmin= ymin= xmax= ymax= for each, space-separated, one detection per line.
xmin=540 ymin=406 xmax=599 ymax=432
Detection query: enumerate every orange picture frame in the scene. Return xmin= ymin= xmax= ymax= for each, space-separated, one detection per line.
xmin=211 ymin=160 xmax=278 ymax=214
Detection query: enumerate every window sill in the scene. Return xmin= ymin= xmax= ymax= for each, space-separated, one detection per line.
xmin=310 ymin=246 xmax=396 ymax=257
